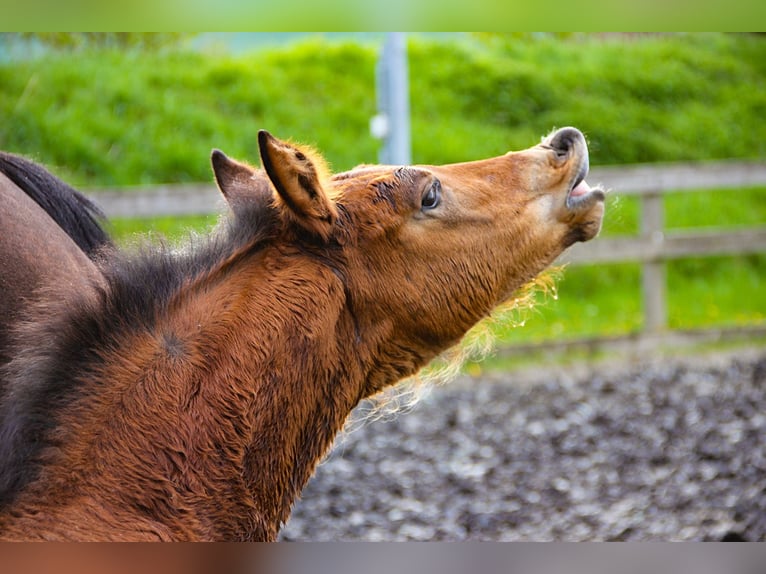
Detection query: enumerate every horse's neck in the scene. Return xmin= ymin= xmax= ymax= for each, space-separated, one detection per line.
xmin=227 ymin=259 xmax=366 ymax=539
xmin=2 ymin=245 xmax=421 ymax=541
xmin=74 ymin=253 xmax=365 ymax=541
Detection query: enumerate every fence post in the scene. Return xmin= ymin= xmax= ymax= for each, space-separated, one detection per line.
xmin=641 ymin=190 xmax=666 ymax=334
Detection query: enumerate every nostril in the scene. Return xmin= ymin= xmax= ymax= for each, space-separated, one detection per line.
xmin=548 ymin=127 xmax=585 ymax=155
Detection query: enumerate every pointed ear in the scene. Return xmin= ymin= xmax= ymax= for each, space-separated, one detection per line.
xmin=211 ymin=149 xmax=272 ymax=215
xmin=257 ymin=130 xmax=338 ymax=240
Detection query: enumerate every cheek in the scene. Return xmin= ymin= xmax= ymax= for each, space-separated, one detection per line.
xmin=528 ymin=194 xmax=557 ymax=222
xmin=524 ymin=196 xmax=571 ymax=242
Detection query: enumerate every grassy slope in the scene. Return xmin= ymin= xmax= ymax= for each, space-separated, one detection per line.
xmin=2 ymin=34 xmax=765 ymax=182
xmin=1 ymin=33 xmax=764 ymax=344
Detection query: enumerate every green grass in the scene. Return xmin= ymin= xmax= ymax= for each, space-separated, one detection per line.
xmin=490 ymin=253 xmax=765 ymax=345
xmin=1 ymin=33 xmax=764 ymax=348
xmin=667 ymin=255 xmax=766 ymax=329
xmin=665 ymin=187 xmax=766 ymax=230
xmin=492 ymin=263 xmax=644 ymax=344
xmin=0 ymin=42 xmax=380 ymax=186
xmin=2 ymin=34 xmax=765 ymax=185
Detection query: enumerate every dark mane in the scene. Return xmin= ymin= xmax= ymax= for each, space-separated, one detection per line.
xmin=0 ymin=152 xmax=112 ymax=257
xmin=0 ymin=202 xmax=278 ymax=508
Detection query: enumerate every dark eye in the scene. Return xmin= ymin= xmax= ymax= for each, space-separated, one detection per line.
xmin=421 ymin=179 xmax=442 ymax=210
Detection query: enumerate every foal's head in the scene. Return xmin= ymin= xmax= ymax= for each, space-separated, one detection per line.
xmin=213 ymin=128 xmax=605 ymax=393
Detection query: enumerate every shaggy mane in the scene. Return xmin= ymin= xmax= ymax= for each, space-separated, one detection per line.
xmin=0 ymin=202 xmax=278 ymax=508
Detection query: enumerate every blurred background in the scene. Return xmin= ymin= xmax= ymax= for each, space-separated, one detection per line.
xmin=0 ymin=31 xmax=764 ymax=358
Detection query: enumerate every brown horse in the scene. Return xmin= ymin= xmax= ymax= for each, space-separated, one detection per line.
xmin=0 ymin=152 xmax=110 ymax=370
xmin=0 ymin=127 xmax=605 ymax=541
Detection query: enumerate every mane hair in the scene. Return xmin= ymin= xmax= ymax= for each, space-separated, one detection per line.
xmin=0 ymin=151 xmax=112 ymax=256
xmin=0 ymin=201 xmax=278 ymax=509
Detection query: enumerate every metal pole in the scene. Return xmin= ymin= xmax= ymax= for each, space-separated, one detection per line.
xmin=371 ymin=32 xmax=411 ymax=165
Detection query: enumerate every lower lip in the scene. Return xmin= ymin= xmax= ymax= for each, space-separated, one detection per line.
xmin=566 ymin=180 xmax=606 ymax=210
xmin=569 ymin=180 xmax=592 ymax=198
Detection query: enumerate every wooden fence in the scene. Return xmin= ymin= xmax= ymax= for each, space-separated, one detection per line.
xmin=87 ymin=159 xmax=766 ymax=342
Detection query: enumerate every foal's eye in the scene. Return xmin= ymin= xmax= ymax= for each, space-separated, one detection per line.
xmin=421 ymin=179 xmax=442 ymax=210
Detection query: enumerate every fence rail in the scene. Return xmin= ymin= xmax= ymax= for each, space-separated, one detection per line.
xmin=88 ymin=183 xmax=222 ymax=218
xmin=86 ymin=159 xmax=766 ymax=217
xmin=87 ymin=159 xmax=766 ymax=339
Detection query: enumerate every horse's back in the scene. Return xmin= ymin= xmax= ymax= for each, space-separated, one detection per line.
xmin=0 ymin=171 xmax=104 ymax=367
xmin=0 ymin=152 xmax=111 ymax=257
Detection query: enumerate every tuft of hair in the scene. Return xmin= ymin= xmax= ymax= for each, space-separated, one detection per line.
xmin=345 ymin=269 xmax=561 ymax=432
xmin=285 ymin=139 xmax=341 ymax=201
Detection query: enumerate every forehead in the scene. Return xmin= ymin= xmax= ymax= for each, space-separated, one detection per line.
xmin=333 ymin=165 xmax=402 ymax=183
xmin=331 ymin=165 xmax=426 ymax=193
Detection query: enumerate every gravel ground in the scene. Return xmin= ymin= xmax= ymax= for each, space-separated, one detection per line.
xmin=281 ymin=347 xmax=766 ymax=541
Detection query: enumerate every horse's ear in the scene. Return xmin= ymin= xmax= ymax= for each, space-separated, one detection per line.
xmin=211 ymin=149 xmax=272 ymax=214
xmin=257 ymin=130 xmax=338 ymax=240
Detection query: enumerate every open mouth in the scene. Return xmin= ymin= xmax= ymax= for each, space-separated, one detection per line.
xmin=566 ymin=160 xmax=606 ymax=210
xmin=541 ymin=126 xmax=607 ymax=212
